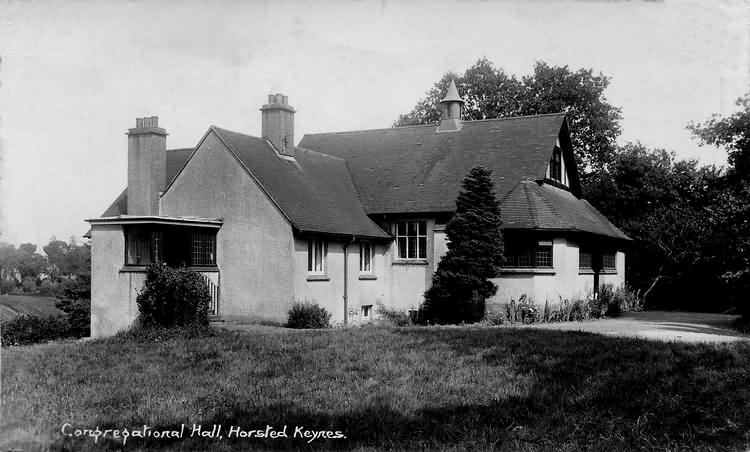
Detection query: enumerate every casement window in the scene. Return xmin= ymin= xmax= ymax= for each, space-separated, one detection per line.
xmin=396 ymin=221 xmax=427 ymax=260
xmin=579 ymin=250 xmax=593 ymax=271
xmin=307 ymin=239 xmax=327 ymax=274
xmin=579 ymin=249 xmax=617 ymax=272
xmin=602 ymin=253 xmax=616 ymax=272
xmin=191 ymin=231 xmax=216 ymax=266
xmin=359 ymin=241 xmax=373 ymax=273
xmin=505 ymin=240 xmax=553 ymax=268
xmin=361 ymin=305 xmax=372 ymax=319
xmin=126 ymin=228 xmax=161 ymax=265
xmin=124 ymin=225 xmax=216 ymax=267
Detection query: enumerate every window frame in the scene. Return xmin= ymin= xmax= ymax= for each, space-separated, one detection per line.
xmin=504 ymin=239 xmax=554 ymax=269
xmin=359 ymin=241 xmax=373 ymax=274
xmin=579 ymin=248 xmax=617 ymax=273
xmin=307 ymin=239 xmax=327 ymax=275
xmin=395 ymin=220 xmax=427 ymax=260
xmin=361 ymin=304 xmax=372 ymax=320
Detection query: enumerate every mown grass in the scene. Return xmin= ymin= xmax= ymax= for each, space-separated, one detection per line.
xmin=0 ymin=294 xmax=63 ymax=321
xmin=2 ymin=326 xmax=749 ymax=452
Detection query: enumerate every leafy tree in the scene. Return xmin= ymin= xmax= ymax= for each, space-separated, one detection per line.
xmin=421 ymin=167 xmax=504 ymax=324
xmin=15 ymin=243 xmax=47 ymax=280
xmin=689 ymin=96 xmax=750 ymax=315
xmin=395 ymin=58 xmax=622 ymax=184
xmin=688 ymin=94 xmax=750 ymax=182
xmin=586 ymin=143 xmax=726 ymax=309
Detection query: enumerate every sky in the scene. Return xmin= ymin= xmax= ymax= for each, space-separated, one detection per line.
xmin=0 ymin=0 xmax=748 ymax=247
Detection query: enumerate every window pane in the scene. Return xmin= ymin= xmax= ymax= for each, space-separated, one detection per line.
xmin=603 ymin=253 xmax=616 ymax=271
xmin=407 ymin=237 xmax=417 ymax=259
xmin=398 ymin=237 xmax=407 ymax=259
xmin=126 ymin=228 xmax=152 ymax=265
xmin=579 ymin=251 xmax=592 ymax=270
xmin=397 ymin=222 xmax=406 ymax=236
xmin=418 ymin=221 xmax=426 ymax=236
xmin=535 ymin=246 xmax=552 ymax=268
xmin=418 ymin=237 xmax=426 ymax=259
xmin=407 ymin=221 xmax=417 ymax=236
xmin=308 ymin=241 xmax=313 ymax=271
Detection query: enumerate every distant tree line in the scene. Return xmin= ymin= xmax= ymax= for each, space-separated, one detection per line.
xmin=0 ymin=237 xmax=90 ymax=301
xmin=398 ymin=58 xmax=750 ymax=316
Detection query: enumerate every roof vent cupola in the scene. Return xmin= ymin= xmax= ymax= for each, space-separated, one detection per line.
xmin=438 ymin=79 xmax=464 ymax=133
xmin=261 ymin=93 xmax=296 ymax=158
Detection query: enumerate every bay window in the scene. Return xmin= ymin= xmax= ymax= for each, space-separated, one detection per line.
xmin=124 ymin=225 xmax=216 ymax=267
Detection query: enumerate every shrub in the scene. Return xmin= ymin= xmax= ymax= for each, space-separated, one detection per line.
xmin=613 ymin=285 xmax=643 ymax=313
xmin=55 ymin=297 xmax=90 ymax=338
xmin=1 ymin=314 xmax=71 ymax=346
xmin=375 ymin=303 xmax=412 ymax=327
xmin=590 ymin=286 xmax=612 ymax=318
xmin=422 ymin=167 xmax=504 ymax=324
xmin=286 ymin=301 xmax=331 ymax=329
xmin=0 ymin=279 xmax=17 ymax=294
xmin=569 ymin=298 xmax=590 ymax=321
xmin=136 ymin=264 xmax=211 ymax=329
xmin=21 ymin=276 xmax=37 ymax=293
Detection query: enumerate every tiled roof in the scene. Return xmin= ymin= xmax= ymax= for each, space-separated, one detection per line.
xmin=300 ymin=113 xmax=628 ymax=240
xmin=210 ymin=127 xmax=390 ymax=239
xmin=501 ymin=181 xmax=630 ymax=240
xmin=299 ymin=113 xmax=567 ymax=214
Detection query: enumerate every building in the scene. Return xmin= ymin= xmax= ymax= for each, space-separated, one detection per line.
xmin=86 ymin=82 xmax=629 ymax=337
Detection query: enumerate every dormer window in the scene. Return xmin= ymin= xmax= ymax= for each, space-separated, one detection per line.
xmin=550 ymin=147 xmax=562 ymax=183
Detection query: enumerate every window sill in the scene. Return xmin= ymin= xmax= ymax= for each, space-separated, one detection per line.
xmin=306 ymin=275 xmax=330 ymax=282
xmin=579 ymin=269 xmax=617 ymax=275
xmin=499 ymin=267 xmax=556 ymax=275
xmin=392 ymin=259 xmax=428 ymax=266
xmin=120 ymin=266 xmax=148 ymax=273
xmin=358 ymin=274 xmax=377 ymax=280
xmin=187 ymin=266 xmax=219 ymax=272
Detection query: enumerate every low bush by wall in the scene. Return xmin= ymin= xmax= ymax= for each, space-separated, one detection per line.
xmin=1 ymin=314 xmax=72 ymax=346
xmin=286 ymin=300 xmax=331 ymax=329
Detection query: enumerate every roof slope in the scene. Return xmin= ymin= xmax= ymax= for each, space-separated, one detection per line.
xmin=211 ymin=127 xmax=389 ymax=239
xmin=501 ymin=181 xmax=630 ymax=240
xmin=100 ymin=148 xmax=193 ymax=217
xmin=299 ymin=113 xmax=566 ymax=214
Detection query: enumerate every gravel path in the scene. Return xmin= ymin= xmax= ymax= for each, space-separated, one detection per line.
xmin=525 ymin=311 xmax=748 ymax=343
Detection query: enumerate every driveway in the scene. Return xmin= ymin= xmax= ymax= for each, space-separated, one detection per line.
xmin=525 ymin=311 xmax=748 ymax=343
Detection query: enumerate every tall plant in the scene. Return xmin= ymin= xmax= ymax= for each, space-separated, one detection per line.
xmin=422 ymin=167 xmax=504 ymax=324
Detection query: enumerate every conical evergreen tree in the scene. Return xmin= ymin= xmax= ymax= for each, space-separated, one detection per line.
xmin=422 ymin=167 xmax=504 ymax=324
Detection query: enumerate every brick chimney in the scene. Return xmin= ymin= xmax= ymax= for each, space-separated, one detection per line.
xmin=127 ymin=116 xmax=167 ymax=216
xmin=437 ymin=80 xmax=464 ymax=133
xmin=260 ymin=93 xmax=295 ymax=157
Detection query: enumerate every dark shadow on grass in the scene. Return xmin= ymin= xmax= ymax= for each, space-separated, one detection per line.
xmin=58 ymin=328 xmax=750 ymax=452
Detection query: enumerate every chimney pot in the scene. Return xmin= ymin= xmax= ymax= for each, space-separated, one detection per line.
xmin=260 ymin=93 xmax=295 ymax=158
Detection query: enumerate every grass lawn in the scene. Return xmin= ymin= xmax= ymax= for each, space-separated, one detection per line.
xmin=0 ymin=294 xmax=63 ymax=321
xmin=2 ymin=326 xmax=749 ymax=452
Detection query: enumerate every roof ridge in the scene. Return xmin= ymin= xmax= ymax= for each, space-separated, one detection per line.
xmin=295 ymin=146 xmax=346 ymax=162
xmin=302 ymin=111 xmax=566 ymax=137
xmin=166 ymin=147 xmax=194 ymax=153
